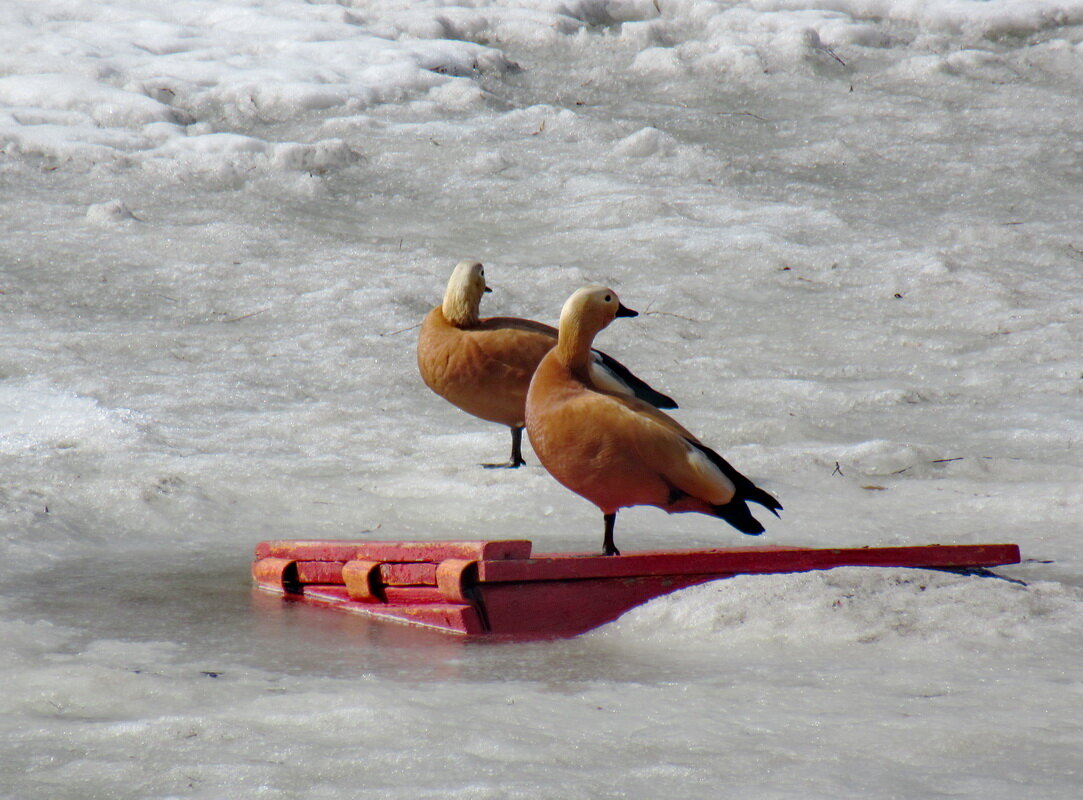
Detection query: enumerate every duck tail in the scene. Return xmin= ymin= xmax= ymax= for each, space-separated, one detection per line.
xmin=690 ymin=440 xmax=783 ymax=519
xmin=710 ymin=499 xmax=766 ymax=536
xmin=746 ymin=486 xmax=783 ymax=518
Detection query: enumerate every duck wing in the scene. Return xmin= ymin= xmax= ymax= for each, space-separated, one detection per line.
xmin=604 ymin=392 xmax=781 ymax=517
xmin=589 ymin=350 xmax=678 ymax=410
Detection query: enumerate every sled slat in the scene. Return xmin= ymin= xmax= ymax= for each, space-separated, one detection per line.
xmin=476 ymin=544 xmax=1022 ymax=584
xmin=255 ymin=539 xmax=532 ymax=563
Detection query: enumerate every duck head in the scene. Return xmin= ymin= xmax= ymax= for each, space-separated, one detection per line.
xmin=442 ymin=260 xmax=491 ymax=326
xmin=556 ymin=285 xmax=638 ymax=365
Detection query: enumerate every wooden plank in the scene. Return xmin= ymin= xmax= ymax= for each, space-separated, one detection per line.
xmin=384 ymin=603 xmax=486 ymax=636
xmin=266 ymin=560 xmax=440 ymax=587
xmin=383 ymin=586 xmax=446 ymax=604
xmin=255 ymin=539 xmax=532 ymax=563
xmin=295 ymin=561 xmax=343 ymax=585
xmin=300 ymin=586 xmax=485 ymax=635
xmin=380 ymin=562 xmax=438 ymax=586
xmin=475 ymin=544 xmax=1021 ymax=583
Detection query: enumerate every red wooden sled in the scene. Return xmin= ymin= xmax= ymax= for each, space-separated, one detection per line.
xmin=252 ymin=539 xmax=1022 ymax=639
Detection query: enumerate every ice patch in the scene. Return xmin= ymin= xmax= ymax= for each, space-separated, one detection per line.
xmin=0 ymin=382 xmax=137 ymax=454
xmin=747 ymin=0 xmax=1083 ymax=39
xmin=696 ymin=43 xmax=768 ymax=76
xmin=604 ymin=0 xmax=663 ymax=24
xmin=612 ymin=126 xmax=667 ymax=157
xmin=631 ymin=46 xmax=686 ymax=75
xmin=426 ymin=79 xmax=488 ymax=110
xmin=602 ymin=568 xmax=1083 ymax=649
xmin=0 ymin=0 xmax=515 ymax=174
xmin=139 ymin=132 xmax=361 ymax=184
xmin=470 ymin=150 xmax=513 ymax=174
xmin=86 ymin=199 xmax=139 ymax=225
xmin=619 ymin=20 xmax=670 ymax=48
xmin=0 ymin=74 xmax=177 ymax=128
xmin=0 ymin=614 xmax=73 ymax=669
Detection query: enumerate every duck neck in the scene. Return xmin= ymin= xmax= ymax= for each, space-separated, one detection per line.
xmin=555 ymin=319 xmax=595 ymax=373
xmin=442 ymin=291 xmax=479 ymax=328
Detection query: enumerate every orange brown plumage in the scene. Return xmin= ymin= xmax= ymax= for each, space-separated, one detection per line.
xmin=525 ymin=285 xmax=781 ymax=554
xmin=417 ymin=262 xmax=675 ymax=468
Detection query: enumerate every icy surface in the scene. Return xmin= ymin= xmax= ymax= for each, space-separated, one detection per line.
xmin=2 ymin=0 xmax=1082 ymax=797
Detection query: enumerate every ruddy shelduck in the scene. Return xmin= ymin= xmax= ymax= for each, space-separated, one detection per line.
xmin=418 ymin=262 xmax=676 ymax=468
xmin=525 ymin=285 xmax=782 ymax=554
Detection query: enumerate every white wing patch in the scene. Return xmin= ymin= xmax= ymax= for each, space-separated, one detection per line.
xmin=588 ymin=353 xmax=634 ymax=398
xmin=685 ymin=444 xmax=737 ymax=505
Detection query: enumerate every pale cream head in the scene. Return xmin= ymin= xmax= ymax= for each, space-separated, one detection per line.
xmin=556 ymin=285 xmax=637 ymax=365
xmin=559 ymin=285 xmax=628 ymax=334
xmin=442 ymin=260 xmax=490 ymax=326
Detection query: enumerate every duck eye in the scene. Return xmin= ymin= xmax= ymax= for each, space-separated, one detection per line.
xmin=605 ymin=294 xmax=612 ymax=302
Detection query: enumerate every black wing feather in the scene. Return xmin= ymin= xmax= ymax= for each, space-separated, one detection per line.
xmin=592 ymin=350 xmax=678 ymax=410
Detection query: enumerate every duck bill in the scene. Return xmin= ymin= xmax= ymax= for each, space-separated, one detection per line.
xmin=615 ymin=302 xmax=638 ymax=318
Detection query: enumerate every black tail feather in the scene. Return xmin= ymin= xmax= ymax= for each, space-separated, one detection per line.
xmin=711 ymin=499 xmax=766 ymax=535
xmin=747 ymin=485 xmax=783 ymax=517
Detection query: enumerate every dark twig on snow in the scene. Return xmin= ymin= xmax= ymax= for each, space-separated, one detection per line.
xmin=718 ymin=111 xmax=769 ymax=123
xmin=381 ymin=321 xmax=422 ymax=337
xmin=641 ymin=299 xmax=704 ymax=323
xmin=641 ymin=309 xmax=703 ymax=323
xmin=223 ymin=309 xmax=268 ymax=323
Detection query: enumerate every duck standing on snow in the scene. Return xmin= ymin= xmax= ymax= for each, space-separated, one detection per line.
xmin=418 ymin=261 xmax=677 ymax=468
xmin=525 ymin=285 xmax=781 ymax=555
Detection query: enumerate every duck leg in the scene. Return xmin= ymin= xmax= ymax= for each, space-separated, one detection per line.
xmin=483 ymin=426 xmax=526 ymax=469
xmin=602 ymin=512 xmax=621 ymax=556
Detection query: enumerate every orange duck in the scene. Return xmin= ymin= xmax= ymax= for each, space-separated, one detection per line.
xmin=418 ymin=262 xmax=676 ymax=468
xmin=525 ymin=285 xmax=781 ymax=554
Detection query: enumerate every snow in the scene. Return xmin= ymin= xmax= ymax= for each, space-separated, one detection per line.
xmin=2 ymin=0 xmax=1082 ymax=797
